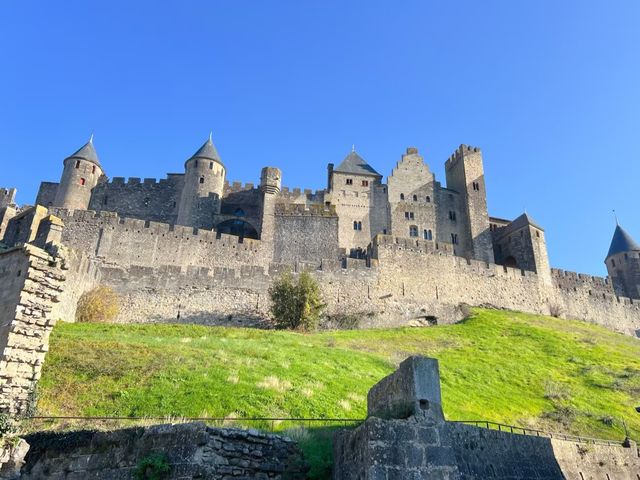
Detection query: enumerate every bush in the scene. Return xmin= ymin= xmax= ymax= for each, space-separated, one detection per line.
xmin=75 ymin=286 xmax=120 ymax=323
xmin=269 ymin=271 xmax=324 ymax=331
xmin=135 ymin=452 xmax=170 ymax=480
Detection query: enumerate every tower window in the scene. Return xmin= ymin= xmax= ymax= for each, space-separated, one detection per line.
xmin=400 ymin=193 xmax=405 ymax=200
xmin=423 ymin=229 xmax=432 ymax=240
xmin=79 ymin=178 xmax=86 ymax=185
xmin=143 ymin=197 xmax=150 ymax=206
xmin=199 ymin=176 xmax=205 ymax=184
xmin=103 ymin=196 xmax=108 ymax=206
xmin=194 ymin=160 xmax=198 ymax=167
xmin=353 ymin=221 xmax=362 ymax=231
xmin=404 ymin=212 xmax=415 ymax=220
xmin=362 ymin=180 xmax=369 ymax=187
xmin=75 ymin=160 xmax=80 ymax=169
xmin=412 ymin=194 xmax=418 ymax=201
xmin=92 ymin=165 xmax=96 ymax=174
xmin=346 ymin=178 xmax=353 ymax=185
xmin=209 ymin=162 xmax=214 ymax=169
xmin=426 ymin=196 xmax=431 ymax=203
xmin=409 ymin=225 xmax=418 ymax=237
xmin=451 ymin=233 xmax=459 ymax=244
xmin=472 ymin=182 xmax=480 ymax=191
xmin=449 ymin=211 xmax=456 ymax=221
xmin=611 ymin=259 xmax=616 ymax=267
xmin=536 ymin=231 xmax=540 ymax=238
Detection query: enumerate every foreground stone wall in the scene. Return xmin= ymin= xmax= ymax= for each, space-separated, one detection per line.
xmin=21 ymin=422 xmax=307 ymax=479
xmin=334 ymin=356 xmax=640 ymax=480
xmin=0 ymin=245 xmax=66 ymax=416
xmin=447 ymin=422 xmax=640 ymax=480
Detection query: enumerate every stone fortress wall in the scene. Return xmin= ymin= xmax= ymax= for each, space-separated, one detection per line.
xmin=11 ymin=206 xmax=636 ymax=336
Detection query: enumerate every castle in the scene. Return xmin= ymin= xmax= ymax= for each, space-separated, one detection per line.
xmin=0 ymin=134 xmax=640 ymax=417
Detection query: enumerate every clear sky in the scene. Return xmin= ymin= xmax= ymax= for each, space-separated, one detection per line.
xmin=1 ymin=1 xmax=638 ymax=276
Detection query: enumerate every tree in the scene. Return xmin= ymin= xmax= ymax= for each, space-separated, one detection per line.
xmin=75 ymin=286 xmax=120 ymax=323
xmin=269 ymin=271 xmax=324 ymax=331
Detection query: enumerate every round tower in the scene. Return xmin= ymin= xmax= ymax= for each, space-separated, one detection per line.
xmin=605 ymin=224 xmax=640 ymax=299
xmin=176 ymin=134 xmax=226 ymax=228
xmin=260 ymin=167 xmax=281 ymax=194
xmin=52 ymin=137 xmax=104 ymax=210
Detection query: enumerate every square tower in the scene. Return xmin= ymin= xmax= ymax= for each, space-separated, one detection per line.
xmin=444 ymin=145 xmax=494 ymax=263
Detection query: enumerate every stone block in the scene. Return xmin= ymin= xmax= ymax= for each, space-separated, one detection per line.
xmin=368 ymin=356 xmax=444 ymax=423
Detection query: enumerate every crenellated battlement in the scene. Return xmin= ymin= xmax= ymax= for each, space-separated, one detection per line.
xmin=274 ymin=203 xmax=336 ymax=217
xmin=49 ymin=208 xmax=261 ymax=250
xmin=223 ymin=180 xmax=259 ymax=194
xmin=445 ymin=144 xmax=482 ymax=170
xmin=106 ymin=174 xmax=184 ymax=187
xmin=278 ymin=186 xmax=326 ymax=199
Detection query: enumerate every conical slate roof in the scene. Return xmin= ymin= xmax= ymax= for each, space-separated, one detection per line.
xmin=66 ymin=138 xmax=100 ymax=167
xmin=606 ymin=225 xmax=640 ymax=258
xmin=334 ymin=149 xmax=381 ymax=177
xmin=188 ymin=135 xmax=222 ymax=164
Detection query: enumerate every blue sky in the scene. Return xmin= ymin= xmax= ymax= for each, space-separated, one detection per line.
xmin=1 ymin=1 xmax=638 ymax=276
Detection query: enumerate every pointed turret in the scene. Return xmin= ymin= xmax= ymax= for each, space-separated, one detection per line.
xmin=176 ymin=135 xmax=226 ymax=228
xmin=605 ymin=223 xmax=640 ymax=299
xmin=186 ymin=133 xmax=222 ymax=166
xmin=66 ymin=137 xmax=101 ymax=167
xmin=606 ymin=224 xmax=640 ymax=259
xmin=52 ymin=136 xmax=104 ymax=210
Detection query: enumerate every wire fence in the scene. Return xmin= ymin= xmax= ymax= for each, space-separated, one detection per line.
xmin=23 ymin=416 xmax=626 ymax=446
xmin=23 ymin=416 xmax=364 ymax=435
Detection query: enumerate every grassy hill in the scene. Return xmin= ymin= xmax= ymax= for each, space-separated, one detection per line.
xmin=36 ymin=308 xmax=640 ymax=478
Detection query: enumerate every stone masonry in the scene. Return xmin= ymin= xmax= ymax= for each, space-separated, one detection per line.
xmin=0 ymin=244 xmax=67 ymax=416
xmin=19 ymin=422 xmax=307 ymax=479
xmin=333 ymin=356 xmax=640 ymax=479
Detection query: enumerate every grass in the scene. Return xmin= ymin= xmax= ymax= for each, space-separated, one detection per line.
xmin=36 ymin=308 xmax=640 ymax=478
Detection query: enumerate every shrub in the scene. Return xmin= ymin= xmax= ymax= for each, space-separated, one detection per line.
xmin=543 ymin=380 xmax=571 ymax=401
xmin=548 ymin=303 xmax=564 ymax=318
xmin=135 ymin=452 xmax=171 ymax=480
xmin=269 ymin=271 xmax=324 ymax=331
xmin=75 ymin=286 xmax=120 ymax=323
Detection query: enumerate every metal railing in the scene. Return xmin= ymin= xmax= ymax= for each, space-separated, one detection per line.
xmin=450 ymin=420 xmax=625 ymax=446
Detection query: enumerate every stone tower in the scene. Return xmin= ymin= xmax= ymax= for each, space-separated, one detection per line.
xmin=605 ymin=224 xmax=640 ymax=299
xmin=444 ymin=145 xmax=494 ymax=263
xmin=176 ymin=135 xmax=226 ymax=229
xmin=52 ymin=137 xmax=104 ymax=210
xmin=325 ymin=148 xmax=386 ymax=256
xmin=258 ymin=167 xmax=281 ymax=246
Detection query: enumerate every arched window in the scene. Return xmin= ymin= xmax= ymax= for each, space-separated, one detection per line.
xmin=199 ymin=176 xmax=205 ymax=184
xmin=79 ymin=178 xmax=86 ymax=186
xmin=353 ymin=221 xmax=362 ymax=231
xmin=412 ymin=194 xmax=418 ymax=201
xmin=451 ymin=233 xmax=458 ymax=244
xmin=423 ymin=229 xmax=432 ymax=240
xmin=209 ymin=162 xmax=214 ymax=169
xmin=409 ymin=225 xmax=418 ymax=237
xmin=400 ymin=193 xmax=405 ymax=200
xmin=75 ymin=160 xmax=80 ymax=169
xmin=426 ymin=196 xmax=431 ymax=203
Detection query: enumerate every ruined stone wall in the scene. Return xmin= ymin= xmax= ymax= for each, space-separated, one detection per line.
xmin=88 ymin=175 xmax=184 ymax=225
xmin=21 ymin=422 xmax=307 ymax=479
xmin=0 ymin=245 xmax=66 ymax=416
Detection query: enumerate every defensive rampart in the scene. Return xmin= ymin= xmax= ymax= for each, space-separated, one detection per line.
xmin=29 ymin=211 xmax=640 ymax=336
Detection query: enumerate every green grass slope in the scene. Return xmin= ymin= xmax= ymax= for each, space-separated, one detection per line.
xmin=37 ymin=309 xmax=640 ymax=477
